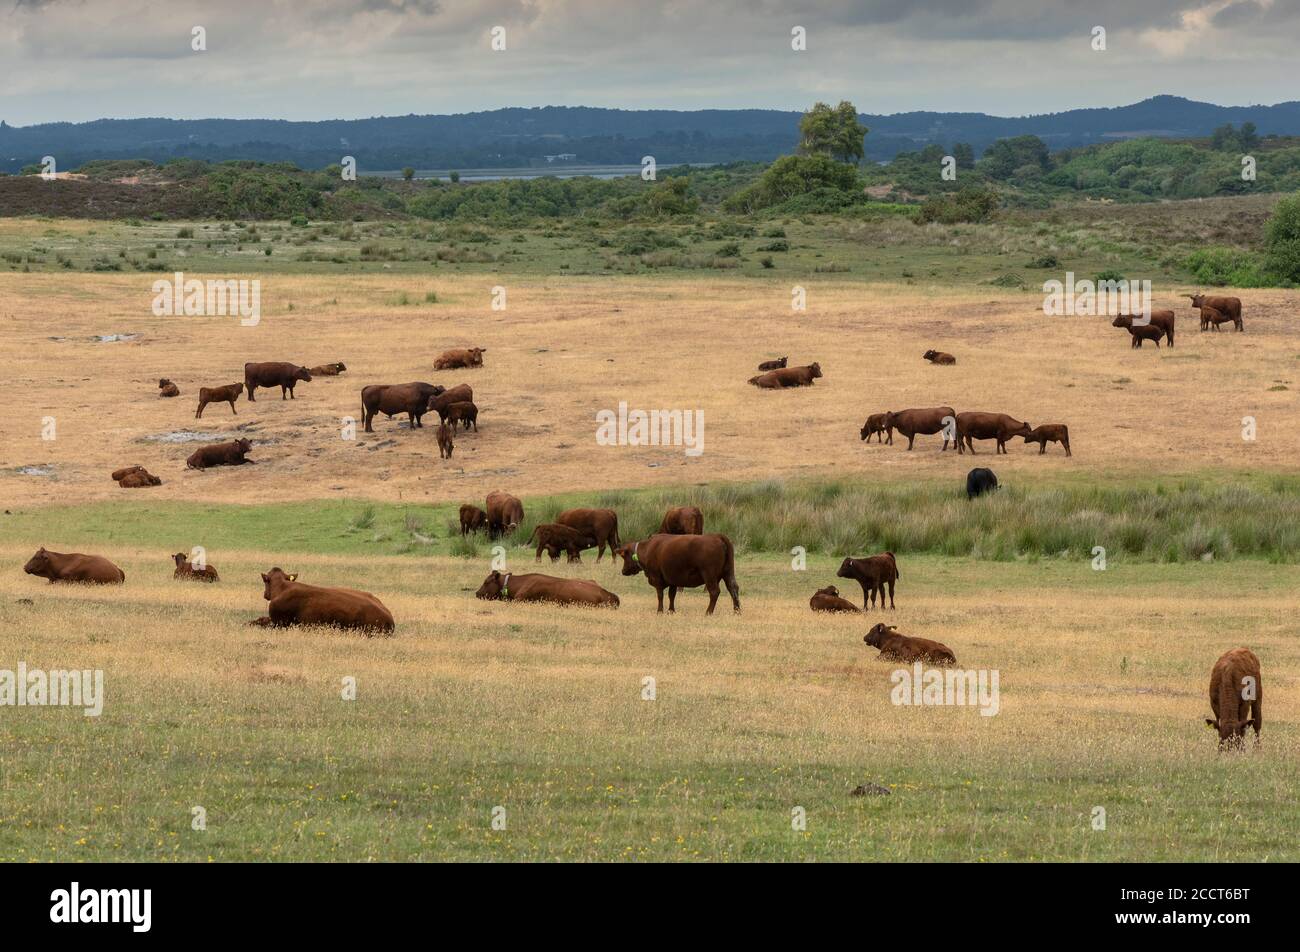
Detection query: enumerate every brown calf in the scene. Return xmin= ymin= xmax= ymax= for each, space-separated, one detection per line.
xmin=1022 ymin=424 xmax=1071 ymax=456
xmin=434 ymin=348 xmax=486 ymax=370
xmin=923 ymin=350 xmax=956 ymax=365
xmin=837 ymin=554 xmax=900 ymax=609
xmin=195 ymin=383 xmax=242 ymax=418
xmin=749 ymin=362 xmax=822 ymax=388
xmin=158 ymin=378 xmax=180 ymax=397
xmin=437 ymin=421 xmax=455 ymax=459
xmin=444 ymin=401 xmax=478 ymax=431
xmin=459 ymin=504 xmax=488 ymax=535
xmin=172 ymin=552 xmax=219 ymax=582
xmin=864 ymin=623 xmax=957 ymax=665
xmin=658 ymin=506 xmax=704 ymax=535
xmin=186 ymin=438 xmax=254 ymax=470
xmin=810 ymin=585 xmax=861 ymax=613
xmin=860 ymin=413 xmax=893 ymax=445
xmin=1206 ymin=647 xmax=1262 ymax=750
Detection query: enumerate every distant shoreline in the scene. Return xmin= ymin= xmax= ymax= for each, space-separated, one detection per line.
xmin=367 ymin=162 xmax=710 ymax=182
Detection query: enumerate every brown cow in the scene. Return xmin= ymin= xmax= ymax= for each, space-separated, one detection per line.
xmin=864 ymin=623 xmax=957 ymax=665
xmin=757 ymin=356 xmax=788 ymax=371
xmin=1189 ymin=293 xmax=1242 ymax=332
xmin=459 ymin=504 xmax=488 ymax=535
xmin=24 ymin=547 xmax=124 ymax=584
xmin=658 ymin=506 xmax=704 ymax=535
xmin=186 ymin=438 xmax=254 ymax=470
xmin=1206 ymin=647 xmax=1262 ymax=750
xmin=749 ymin=362 xmax=822 ymax=388
xmin=556 ymin=508 xmax=621 ymax=561
xmin=475 ymin=571 xmax=619 ymax=608
xmin=486 ymin=491 xmax=525 ymax=538
xmin=437 ymin=421 xmax=455 ymax=459
xmin=615 ymin=534 xmax=740 ymax=614
xmin=1112 ymin=314 xmax=1168 ymax=348
xmin=360 ymin=382 xmax=443 ymax=432
xmin=434 ymin=347 xmax=486 ymax=370
xmin=810 ymin=585 xmax=861 ymax=613
xmin=260 ymin=567 xmax=395 ymax=635
xmin=308 ymin=362 xmax=347 ymax=376
xmin=884 ymin=407 xmax=955 ymax=451
xmin=173 ymin=552 xmax=219 ymax=582
xmin=1022 ymin=424 xmax=1071 ymax=456
xmin=245 ymin=362 xmax=312 ymax=401
xmin=158 ymin=378 xmax=180 ymax=398
xmin=527 ymin=523 xmax=597 ymax=563
xmin=837 ymin=554 xmax=900 ymax=610
xmin=195 ymin=382 xmax=242 ymax=418
xmin=429 ymin=384 xmax=474 ymax=423
xmin=956 ymin=411 xmax=1032 ymax=455
xmin=444 ymin=401 xmax=478 ymax=432
xmin=1198 ymin=304 xmax=1238 ymax=333
xmin=859 ymin=413 xmax=893 ymax=445
xmin=923 ymin=350 xmax=956 ymax=365
xmin=112 ymin=465 xmax=162 ymax=488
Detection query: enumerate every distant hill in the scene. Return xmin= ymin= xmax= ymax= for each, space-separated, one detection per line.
xmin=5 ymin=97 xmax=1300 ymax=173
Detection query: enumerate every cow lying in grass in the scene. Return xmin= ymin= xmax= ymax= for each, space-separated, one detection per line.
xmin=308 ymin=362 xmax=347 ymax=376
xmin=864 ymin=623 xmax=957 ymax=665
xmin=24 ymin=547 xmax=125 ymax=584
xmin=809 ymin=586 xmax=860 ymax=613
xmin=253 ymin=567 xmax=395 ymax=635
xmin=112 ymin=465 xmax=161 ymax=487
xmin=749 ymin=362 xmax=822 ymax=388
xmin=158 ymin=378 xmax=180 ymax=398
xmin=475 ymin=571 xmax=619 ymax=607
xmin=923 ymin=349 xmax=956 ymax=365
xmin=1206 ymin=647 xmax=1262 ymax=750
xmin=173 ymin=552 xmax=219 ymax=582
xmin=757 ymin=356 xmax=788 ymax=371
xmin=187 ymin=439 xmax=254 ymax=470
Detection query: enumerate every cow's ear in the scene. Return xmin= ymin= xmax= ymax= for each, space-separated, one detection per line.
xmin=288 ymin=573 xmax=298 ymax=582
xmin=261 ymin=573 xmax=269 ymax=582
xmin=1205 ymin=718 xmax=1217 ymax=729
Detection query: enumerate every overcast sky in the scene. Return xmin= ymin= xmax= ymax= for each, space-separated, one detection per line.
xmin=1 ymin=0 xmax=1297 ymax=126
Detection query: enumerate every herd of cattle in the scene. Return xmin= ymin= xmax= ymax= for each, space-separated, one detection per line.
xmin=1110 ymin=293 xmax=1245 ymax=348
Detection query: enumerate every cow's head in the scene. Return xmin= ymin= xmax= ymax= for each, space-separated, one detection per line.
xmin=859 ymin=420 xmax=871 ymax=440
xmin=864 ymin=623 xmax=897 ymax=647
xmin=1009 ymin=419 xmax=1033 ymax=438
xmin=469 ymin=348 xmax=486 ymax=364
xmin=172 ymin=553 xmax=188 ymax=568
xmin=923 ymin=350 xmax=937 ymax=361
xmin=614 ymin=543 xmax=645 ymax=576
xmin=334 ymin=362 xmax=347 ymax=372
xmin=1111 ymin=315 xmax=1134 ymax=329
xmin=815 ymin=585 xmax=840 ymax=598
xmin=294 ymin=366 xmax=313 ymax=382
xmin=835 ymin=557 xmax=856 ymax=580
xmin=809 ymin=362 xmax=822 ymax=379
xmin=23 ymin=547 xmax=51 ymax=577
xmin=476 ymin=570 xmax=506 ymax=599
xmin=261 ymin=567 xmax=298 ymax=600
xmin=1205 ymin=715 xmax=1255 ymax=748
xmin=1188 ymin=293 xmax=1206 ymax=308
xmin=235 ymin=438 xmax=253 ymax=454
xmin=774 ymin=356 xmax=788 ymax=367
xmin=158 ymin=378 xmax=172 ymax=388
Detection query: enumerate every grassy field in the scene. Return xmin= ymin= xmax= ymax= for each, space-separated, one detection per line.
xmin=1 ymin=214 xmax=1297 ymax=862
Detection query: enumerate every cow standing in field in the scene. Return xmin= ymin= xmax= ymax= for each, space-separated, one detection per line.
xmin=883 ymin=407 xmax=955 ymax=451
xmin=476 ymin=571 xmax=619 ymax=608
xmin=429 ymin=384 xmax=474 ymax=424
xmin=1198 ymin=304 xmax=1238 ymax=332
xmin=923 ymin=350 xmax=956 ymax=365
xmin=459 ymin=504 xmax=488 ymax=535
xmin=245 ymin=362 xmax=312 ymax=401
xmin=486 ymin=491 xmax=525 ymax=539
xmin=173 ymin=552 xmax=219 ymax=582
xmin=24 ymin=547 xmax=124 ymax=584
xmin=256 ymin=567 xmax=395 ymax=635
xmin=966 ymin=468 xmax=998 ymax=499
xmin=444 ymin=401 xmax=478 ymax=431
xmin=860 ymin=413 xmax=892 ymax=445
xmin=158 ymin=378 xmax=180 ymax=398
xmin=749 ymin=363 xmax=822 ymax=388
xmin=837 ymin=554 xmax=900 ymax=610
xmin=360 ymin=382 xmax=443 ymax=432
xmin=615 ymin=534 xmax=740 ymax=615
xmin=864 ymin=623 xmax=957 ymax=665
xmin=437 ymin=421 xmax=455 ymax=459
xmin=527 ymin=524 xmax=597 ymax=563
xmin=195 ymin=383 xmax=242 ymax=418
xmin=658 ymin=506 xmax=704 ymax=535
xmin=186 ymin=438 xmax=254 ymax=470
xmin=434 ymin=348 xmax=486 ymax=370
xmin=1112 ymin=314 xmax=1168 ymax=348
xmin=956 ymin=411 xmax=1032 ymax=455
xmin=1189 ymin=293 xmax=1242 ymax=332
xmin=1206 ymin=647 xmax=1262 ymax=750
xmin=1022 ymin=424 xmax=1071 ymax=456
xmin=810 ymin=586 xmax=860 ymax=613
xmin=556 ymin=508 xmax=621 ymax=561
xmin=757 ymin=356 xmax=788 ymax=371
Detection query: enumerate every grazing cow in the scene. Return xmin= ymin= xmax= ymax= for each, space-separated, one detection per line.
xmin=172 ymin=552 xmax=219 ymax=582
xmin=308 ymin=362 xmax=347 ymax=376
xmin=556 ymin=508 xmax=621 ymax=561
xmin=437 ymin=421 xmax=455 ymax=459
xmin=1189 ymin=293 xmax=1242 ymax=332
xmin=757 ymin=356 xmax=788 ymax=371
xmin=1023 ymin=424 xmax=1071 ymax=456
xmin=195 ymin=382 xmax=242 ymax=418
xmin=434 ymin=347 xmax=486 ymax=370
xmin=810 ymin=585 xmax=860 ymax=613
xmin=259 ymin=567 xmax=395 ymax=635
xmin=112 ymin=465 xmax=161 ymax=488
xmin=966 ymin=468 xmax=999 ymax=499
xmin=864 ymin=623 xmax=957 ymax=665
xmin=444 ymin=401 xmax=478 ymax=432
xmin=749 ymin=362 xmax=822 ymax=388
xmin=476 ymin=570 xmax=619 ymax=608
xmin=615 ymin=533 xmax=740 ymax=614
xmin=1199 ymin=304 xmax=1238 ymax=333
xmin=459 ymin=504 xmax=488 ymax=535
xmin=245 ymin=362 xmax=312 ymax=401
xmin=186 ymin=438 xmax=254 ymax=470
xmin=360 ymin=382 xmax=443 ymax=432
xmin=658 ymin=505 xmax=704 ymax=535
xmin=860 ymin=413 xmax=893 ymax=445
xmin=429 ymin=384 xmax=474 ymax=424
xmin=24 ymin=547 xmax=124 ymax=584
xmin=883 ymin=407 xmax=955 ymax=451
xmin=956 ymin=411 xmax=1032 ymax=455
xmin=923 ymin=350 xmax=956 ymax=365
xmin=1206 ymin=647 xmax=1262 ymax=750
xmin=527 ymin=523 xmax=598 ymax=563
xmin=1123 ymin=310 xmax=1176 ymax=346
xmin=837 ymin=554 xmax=900 ymax=610
xmin=1112 ymin=315 xmax=1165 ymax=348
xmin=486 ymin=491 xmax=525 ymax=539
xmin=158 ymin=378 xmax=180 ymax=398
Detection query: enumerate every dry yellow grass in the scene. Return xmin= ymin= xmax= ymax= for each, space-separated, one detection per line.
xmin=2 ymin=273 xmax=1297 ymax=506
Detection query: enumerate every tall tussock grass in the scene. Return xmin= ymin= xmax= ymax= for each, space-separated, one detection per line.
xmin=520 ymin=478 xmax=1300 ymax=564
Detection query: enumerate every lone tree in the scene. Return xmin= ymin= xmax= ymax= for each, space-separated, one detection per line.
xmin=402 ymin=167 xmax=415 ymax=181
xmin=798 ymin=101 xmax=868 ymax=165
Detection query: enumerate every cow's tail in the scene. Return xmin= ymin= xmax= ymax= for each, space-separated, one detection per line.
xmin=610 ymin=514 xmax=621 ymax=547
xmin=525 ymin=525 xmax=539 ymax=544
xmin=723 ymin=535 xmax=739 ymax=595
xmin=886 ymin=551 xmax=899 ymax=578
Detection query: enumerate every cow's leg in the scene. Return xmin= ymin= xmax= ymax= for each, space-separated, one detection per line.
xmin=704 ymin=581 xmax=720 ymax=615
xmin=196 ymin=401 xmax=205 ymax=419
xmin=654 ymin=584 xmax=666 ymax=613
xmin=1064 ymin=438 xmax=1071 ymax=457
xmin=724 ymin=573 xmax=740 ymax=612
xmin=1038 ymin=442 xmax=1046 ymax=455
xmin=247 ymin=383 xmax=256 ymax=401
xmin=667 ymin=586 xmax=678 ymax=613
xmin=888 ymin=580 xmax=896 ymax=609
xmin=906 ymin=433 xmax=915 ymax=451
xmin=535 ymin=542 xmax=544 ymax=562
xmin=859 ymin=582 xmax=870 ymax=609
xmin=228 ymin=400 xmax=237 ymax=415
